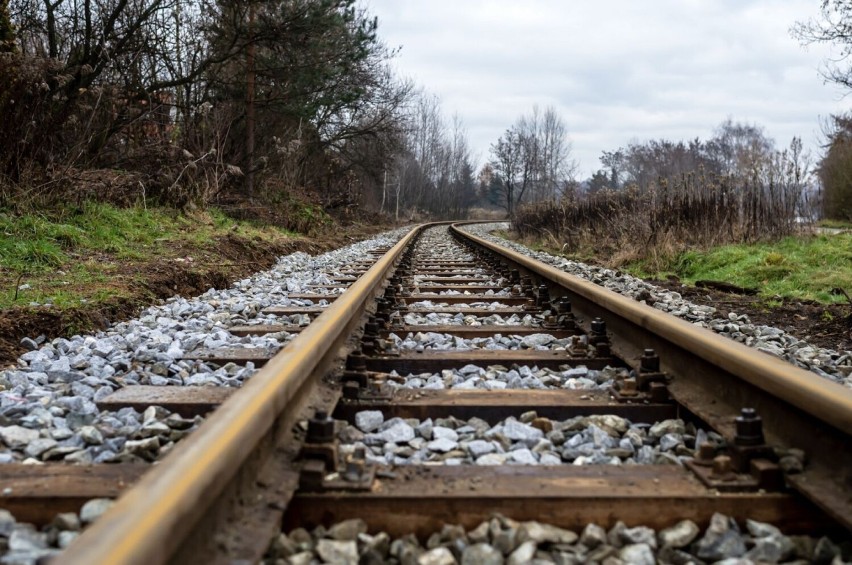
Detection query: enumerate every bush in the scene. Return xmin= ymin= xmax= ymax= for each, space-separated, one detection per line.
xmin=513 ymin=173 xmax=803 ymax=268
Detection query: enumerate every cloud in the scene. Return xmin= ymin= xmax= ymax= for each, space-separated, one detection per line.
xmin=368 ymin=0 xmax=846 ymax=177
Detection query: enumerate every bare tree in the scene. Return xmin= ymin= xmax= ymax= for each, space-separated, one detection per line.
xmin=792 ymin=1 xmax=852 ymax=89
xmin=489 ymin=105 xmax=577 ymax=214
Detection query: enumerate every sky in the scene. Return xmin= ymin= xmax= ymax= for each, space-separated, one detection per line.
xmin=366 ymin=0 xmax=848 ymax=178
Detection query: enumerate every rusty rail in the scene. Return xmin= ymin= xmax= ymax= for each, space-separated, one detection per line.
xmin=55 ymin=221 xmax=852 ymax=564
xmin=452 ymin=223 xmax=852 ymax=529
xmin=58 ymin=225 xmax=424 ymax=565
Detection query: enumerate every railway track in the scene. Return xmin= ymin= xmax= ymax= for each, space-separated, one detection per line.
xmin=1 ymin=223 xmax=850 ymax=564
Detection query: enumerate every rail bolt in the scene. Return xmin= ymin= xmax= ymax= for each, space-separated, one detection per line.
xmin=364 ymin=317 xmax=379 ymax=338
xmin=537 ymin=284 xmax=552 ymax=308
xmin=734 ymin=408 xmax=765 ymax=446
xmin=342 ymin=381 xmax=361 ymax=399
xmin=299 ymin=459 xmax=327 ymax=491
xmin=307 ymin=410 xmax=335 ymax=444
xmin=694 ymin=442 xmax=716 ymax=465
xmin=346 ymin=351 xmax=367 ymax=372
xmin=510 ymin=270 xmax=521 ymax=284
xmin=555 ymin=298 xmax=572 ymax=314
xmin=590 ymin=318 xmax=607 ymax=336
xmin=710 ymin=455 xmax=736 ymax=481
xmin=619 ymin=378 xmax=638 ymax=396
xmin=640 ymin=349 xmax=660 ymax=373
xmin=648 ymin=381 xmax=669 ymax=403
xmin=343 ymin=458 xmax=365 ymax=482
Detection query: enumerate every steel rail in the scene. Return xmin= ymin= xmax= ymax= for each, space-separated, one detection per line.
xmin=453 ymin=224 xmax=852 ymax=434
xmin=58 ymin=225 xmax=424 ymax=565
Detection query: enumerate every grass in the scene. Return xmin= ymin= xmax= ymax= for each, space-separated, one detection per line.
xmin=625 ymin=233 xmax=852 ymax=304
xmin=0 ymin=202 xmax=300 ymax=309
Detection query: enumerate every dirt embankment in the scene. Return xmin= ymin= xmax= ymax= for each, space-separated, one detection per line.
xmin=0 ymin=226 xmax=391 ymax=367
xmin=649 ymin=279 xmax=852 ymax=353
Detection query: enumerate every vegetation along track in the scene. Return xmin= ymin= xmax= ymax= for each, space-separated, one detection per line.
xmin=10 ymin=223 xmax=852 ymax=564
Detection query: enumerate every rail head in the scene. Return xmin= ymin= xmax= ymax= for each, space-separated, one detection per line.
xmin=452 ymin=223 xmax=852 ymax=435
xmin=57 ymin=224 xmax=425 ymax=565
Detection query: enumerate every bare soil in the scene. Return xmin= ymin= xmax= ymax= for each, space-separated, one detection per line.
xmin=649 ymin=279 xmax=852 ymax=353
xmin=0 ymin=224 xmax=394 ymax=367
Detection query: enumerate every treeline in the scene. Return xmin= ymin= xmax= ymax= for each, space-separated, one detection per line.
xmin=512 ymin=119 xmax=814 ymax=265
xmin=482 ymin=105 xmax=579 ymax=215
xmin=0 ymin=0 xmax=474 ymax=223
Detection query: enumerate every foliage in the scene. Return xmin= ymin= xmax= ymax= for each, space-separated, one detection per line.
xmin=2 ymin=0 xmax=466 ymax=220
xmin=0 ymin=202 xmax=306 ymax=308
xmin=513 ymin=132 xmax=810 ymax=271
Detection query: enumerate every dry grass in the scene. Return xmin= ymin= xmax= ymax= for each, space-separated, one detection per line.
xmin=513 ymin=174 xmax=804 ymax=268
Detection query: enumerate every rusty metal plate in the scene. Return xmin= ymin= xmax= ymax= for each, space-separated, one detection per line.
xmin=286 ymin=465 xmax=828 ymax=537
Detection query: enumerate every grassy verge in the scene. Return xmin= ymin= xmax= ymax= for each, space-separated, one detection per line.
xmin=0 ymin=203 xmax=301 ymax=309
xmin=624 ymin=233 xmax=852 ymax=304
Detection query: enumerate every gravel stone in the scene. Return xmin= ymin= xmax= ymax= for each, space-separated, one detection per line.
xmin=693 ymin=513 xmax=747 ymax=561
xmin=507 ymin=540 xmax=537 ymax=564
xmin=579 ymin=523 xmax=607 ymax=549
xmin=461 ymin=543 xmax=504 ymax=565
xmin=79 ymin=498 xmax=114 ymax=524
xmin=0 ymin=426 xmax=39 ymax=449
xmin=657 ymin=520 xmax=699 ymax=548
xmin=519 ymin=521 xmax=577 ymax=544
xmin=268 ymin=511 xmax=840 ymax=565
xmin=355 ymin=411 xmax=384 ymax=433
xmin=417 ymin=546 xmax=456 ymax=565
xmin=618 ymin=543 xmax=656 ymax=565
xmin=315 ymin=539 xmax=358 ymax=563
xmin=328 ymin=519 xmax=367 ymax=541
xmin=464 ymin=223 xmax=852 ymax=387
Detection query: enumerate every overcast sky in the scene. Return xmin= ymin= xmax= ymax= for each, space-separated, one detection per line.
xmin=366 ymin=0 xmax=847 ymax=178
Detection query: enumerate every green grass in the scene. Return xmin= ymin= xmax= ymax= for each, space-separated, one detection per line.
xmin=0 ymin=203 xmax=300 ymax=309
xmin=626 ymin=233 xmax=852 ymax=304
xmin=0 ymin=203 xmax=169 ymax=271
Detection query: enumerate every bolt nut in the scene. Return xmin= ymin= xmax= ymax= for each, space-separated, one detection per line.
xmin=637 ymin=349 xmax=658 ymax=373
xmin=306 ymin=410 xmax=335 ymax=444
xmin=695 ymin=442 xmax=716 ymax=462
xmin=556 ymin=298 xmax=572 ymax=314
xmin=591 ymin=318 xmax=607 ymax=335
xmin=711 ymin=455 xmax=735 ymax=481
xmin=346 ymin=351 xmax=367 ymax=372
xmin=735 ymin=407 xmax=765 ymax=446
xmin=343 ymin=458 xmax=365 ymax=482
xmin=620 ymin=378 xmax=638 ymax=396
xmin=648 ymin=381 xmax=669 ymax=403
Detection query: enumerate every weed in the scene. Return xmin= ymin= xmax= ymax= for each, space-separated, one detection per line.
xmin=764 ymin=252 xmax=785 ymax=266
xmin=0 ymin=202 xmax=301 ymax=309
